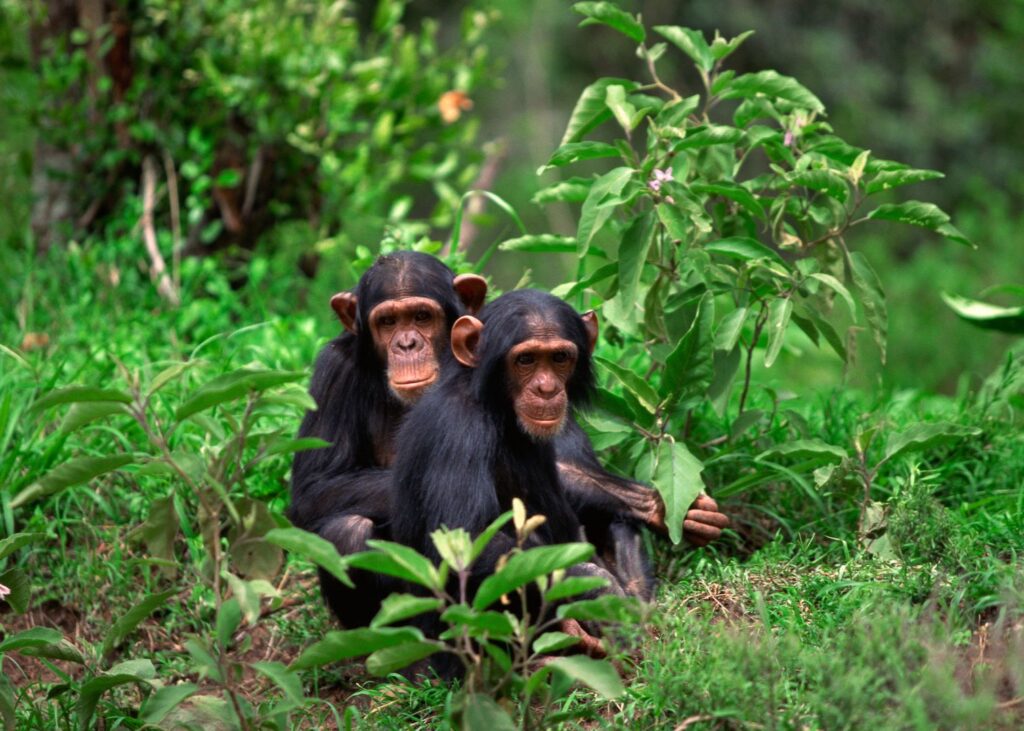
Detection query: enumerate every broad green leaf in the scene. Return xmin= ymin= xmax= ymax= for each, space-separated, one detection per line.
xmin=0 ymin=627 xmax=63 ymax=653
xmin=865 ymin=168 xmax=944 ymax=195
xmin=0 ymin=532 xmax=45 ymax=562
xmin=653 ymin=26 xmax=714 ymax=72
xmin=136 ymin=496 xmax=178 ymax=572
xmin=18 ymin=637 xmax=85 ymax=664
xmin=809 ymin=273 xmax=857 ymax=317
xmin=714 ymin=307 xmax=748 ymax=351
xmin=498 ymin=234 xmax=588 ymax=255
xmin=758 ymin=439 xmax=848 ymax=463
xmin=469 ymin=510 xmax=514 ymax=563
xmin=356 ymin=539 xmax=441 ymax=590
xmin=848 ymin=252 xmax=887 ymax=363
xmin=371 ymin=594 xmax=443 ymax=628
xmin=140 ymin=683 xmax=199 ymax=725
xmin=60 ymin=402 xmax=130 ymax=434
xmin=883 ymin=423 xmax=981 ymax=464
xmin=251 ymin=661 xmax=304 ymax=706
xmin=265 ymin=527 xmax=354 ymax=588
xmin=577 ymin=167 xmax=633 ymax=255
xmin=175 ymin=368 xmax=305 ymax=421
xmin=573 ymin=2 xmax=645 ymax=43
xmin=185 ymin=639 xmax=223 ymax=682
xmin=709 ymin=30 xmax=755 ymax=61
xmin=216 ymin=598 xmax=242 ymax=650
xmin=544 ymin=575 xmax=609 ymax=603
xmin=532 ymin=177 xmax=593 ymax=205
xmin=291 ymin=627 xmax=424 ymax=670
xmin=556 ymin=594 xmax=643 ymax=623
xmin=650 ymin=438 xmax=705 ymax=545
xmin=0 ymin=568 xmax=29 ymax=614
xmin=552 ymin=262 xmax=618 ymax=300
xmin=77 ymin=662 xmax=156 ymax=731
xmin=366 ymin=641 xmax=439 ymax=676
xmin=595 ymin=356 xmax=659 ymax=414
xmin=473 ymin=543 xmax=595 ymax=610
xmin=656 ymin=201 xmax=690 ymax=242
xmin=262 ymin=437 xmax=331 ymax=458
xmin=533 ymin=631 xmax=580 ymax=654
xmin=691 ymin=182 xmax=765 ymax=220
xmin=546 ymin=655 xmax=625 ymax=699
xmin=720 ymin=70 xmax=825 ymax=113
xmin=462 ymin=694 xmax=517 ymax=731
xmin=610 ymin=214 xmax=655 ymax=310
xmin=708 ymin=347 xmax=742 ymax=417
xmin=29 ymin=386 xmax=132 ymax=415
xmin=541 ymin=141 xmax=621 ymax=171
xmin=704 ymin=237 xmax=787 ymax=268
xmin=663 ymin=292 xmax=714 ymax=400
xmin=790 ymin=169 xmax=848 ymax=202
xmin=12 ymin=454 xmax=136 ymax=509
xmin=148 ymin=361 xmax=200 ymax=396
xmin=603 ymin=84 xmax=637 ymax=133
xmin=941 ymin=293 xmax=1024 ymax=334
xmin=673 ymin=125 xmax=744 ymax=150
xmin=866 ymin=201 xmax=972 ymax=247
xmin=102 ymin=589 xmax=177 ymax=658
xmin=440 ymin=605 xmax=516 ymax=637
xmin=559 ymin=78 xmax=638 ymax=145
xmin=764 ymin=297 xmax=793 ymax=368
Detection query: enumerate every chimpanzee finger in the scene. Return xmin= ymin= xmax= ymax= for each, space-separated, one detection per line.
xmin=692 ymin=494 xmax=719 ymax=511
xmin=686 ymin=509 xmax=731 ymax=528
xmin=683 ymin=519 xmax=721 ymax=541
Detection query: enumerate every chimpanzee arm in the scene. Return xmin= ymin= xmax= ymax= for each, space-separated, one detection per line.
xmin=555 ymin=418 xmax=667 ymax=533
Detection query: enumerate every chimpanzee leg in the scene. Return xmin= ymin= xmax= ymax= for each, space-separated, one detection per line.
xmin=602 ymin=519 xmax=656 ymax=602
xmin=318 ymin=513 xmax=393 ymax=628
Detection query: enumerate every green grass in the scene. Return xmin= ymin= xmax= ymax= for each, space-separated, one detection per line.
xmin=1 ymin=241 xmax=1023 ymax=729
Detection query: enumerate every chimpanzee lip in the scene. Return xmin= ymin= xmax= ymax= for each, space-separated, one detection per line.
xmin=392 ymin=374 xmax=437 ymax=387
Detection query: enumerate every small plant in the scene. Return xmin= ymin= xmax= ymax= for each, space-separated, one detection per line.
xmin=270 ymin=499 xmax=640 ymax=729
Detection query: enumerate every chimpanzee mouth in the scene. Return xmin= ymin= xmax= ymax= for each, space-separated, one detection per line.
xmin=391 ymin=374 xmax=437 ymax=388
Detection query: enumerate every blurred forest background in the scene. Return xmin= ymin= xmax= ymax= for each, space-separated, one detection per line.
xmin=2 ymin=0 xmax=1022 ymax=391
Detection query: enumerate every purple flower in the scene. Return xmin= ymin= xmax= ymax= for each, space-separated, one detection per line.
xmin=784 ymin=130 xmax=794 ymax=147
xmin=0 ymin=583 xmax=10 ymax=602
xmin=648 ymin=167 xmax=674 ymax=192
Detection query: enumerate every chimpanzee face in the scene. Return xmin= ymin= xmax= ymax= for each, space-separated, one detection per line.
xmin=367 ymin=296 xmax=446 ymax=404
xmin=505 ymin=329 xmax=579 ymax=439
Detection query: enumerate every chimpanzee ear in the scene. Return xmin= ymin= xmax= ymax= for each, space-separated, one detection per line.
xmin=581 ymin=310 xmax=599 ymax=354
xmin=451 ymin=315 xmax=484 ymax=367
xmin=453 ymin=274 xmax=488 ymax=315
xmin=330 ymin=292 xmax=359 ymax=334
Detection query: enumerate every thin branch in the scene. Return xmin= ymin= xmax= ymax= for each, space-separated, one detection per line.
xmin=161 ymin=150 xmax=182 ymax=295
xmin=443 ymin=141 xmax=508 ymax=257
xmin=140 ymin=156 xmax=180 ymax=306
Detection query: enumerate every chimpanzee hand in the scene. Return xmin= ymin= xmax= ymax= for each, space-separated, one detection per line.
xmin=683 ymin=494 xmax=730 ymax=547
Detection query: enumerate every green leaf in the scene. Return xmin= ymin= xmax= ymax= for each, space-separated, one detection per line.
xmin=848 ymin=252 xmax=887 ymax=363
xmin=262 ymin=437 xmax=331 ymax=458
xmin=265 ymin=527 xmax=354 ymax=588
xmin=542 ymin=142 xmax=622 ymax=171
xmin=609 ymin=214 xmax=655 ymax=309
xmin=808 ymin=273 xmax=857 ymax=317
xmin=709 ymin=30 xmax=755 ymax=61
xmin=715 ymin=308 xmax=748 ymax=351
xmin=559 ymin=79 xmax=638 ymax=145
xmin=533 ymin=631 xmax=580 ymax=654
xmin=473 ymin=543 xmax=595 ymax=610
xmin=0 ymin=627 xmax=63 ymax=653
xmin=764 ymin=297 xmax=793 ymax=368
xmin=758 ymin=439 xmax=848 ymax=463
xmin=0 ymin=532 xmax=45 ymax=562
xmin=720 ymin=70 xmax=825 ymax=113
xmin=605 ymin=84 xmax=638 ymax=133
xmin=546 ymin=655 xmax=625 ymax=699
xmin=29 ymin=386 xmax=132 ymax=415
xmin=573 ymin=3 xmax=645 ymax=43
xmin=140 ymin=683 xmax=199 ymax=725
xmin=136 ymin=496 xmax=178 ymax=572
xmin=883 ymin=423 xmax=981 ymax=464
xmin=216 ymin=598 xmax=242 ymax=650
xmin=354 ymin=540 xmax=440 ymax=590
xmin=673 ymin=125 xmax=744 ymax=150
xmin=532 ymin=178 xmax=593 ymax=205
xmin=865 ymin=168 xmax=944 ymax=195
xmin=440 ymin=605 xmax=516 ymax=637
xmin=650 ymin=438 xmax=705 ymax=545
xmin=60 ymin=402 xmax=130 ymax=434
xmin=101 ymin=589 xmax=176 ymax=658
xmin=469 ymin=510 xmax=514 ymax=563
xmin=462 ymin=694 xmax=517 ymax=731
xmin=77 ymin=663 xmax=156 ymax=731
xmin=691 ymin=182 xmax=765 ymax=220
xmin=371 ymin=594 xmax=443 ymax=628
xmin=175 ymin=368 xmax=305 ymax=421
xmin=656 ymin=201 xmax=690 ymax=242
xmin=499 ymin=234 xmax=581 ymax=255
xmin=703 ymin=237 xmax=787 ymax=268
xmin=18 ymin=637 xmax=85 ymax=664
xmin=12 ymin=454 xmax=136 ymax=509
xmin=0 ymin=568 xmax=29 ymax=614
xmin=557 ymin=594 xmax=643 ymax=623
xmin=366 ymin=640 xmax=439 ymax=676
xmin=789 ymin=169 xmax=848 ymax=202
xmin=941 ymin=293 xmax=1024 ymax=334
xmin=866 ymin=201 xmax=972 ymax=247
xmin=148 ymin=361 xmax=200 ymax=397
xmin=251 ymin=661 xmax=304 ymax=706
xmin=595 ymin=356 xmax=659 ymax=414
xmin=663 ymin=292 xmax=714 ymax=401
xmin=544 ymin=575 xmax=609 ymax=603
xmin=653 ymin=26 xmax=714 ymax=72
xmin=577 ymin=167 xmax=633 ymax=255
xmin=291 ymin=627 xmax=425 ymax=670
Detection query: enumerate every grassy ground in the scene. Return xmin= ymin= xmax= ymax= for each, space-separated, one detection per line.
xmin=2 ymin=246 xmax=1022 ymax=729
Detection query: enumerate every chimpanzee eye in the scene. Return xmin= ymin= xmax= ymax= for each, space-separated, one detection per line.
xmin=552 ymin=351 xmax=570 ymax=364
xmin=379 ymin=315 xmax=397 ymax=327
xmin=515 ymin=353 xmax=535 ymax=366
xmin=414 ymin=310 xmax=431 ymax=322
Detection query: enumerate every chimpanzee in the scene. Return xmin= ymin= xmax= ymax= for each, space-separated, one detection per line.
xmin=288 ymin=251 xmax=487 ymax=628
xmin=390 ymin=290 xmax=641 ymax=639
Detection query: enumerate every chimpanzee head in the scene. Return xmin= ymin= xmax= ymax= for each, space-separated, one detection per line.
xmin=329 ymin=251 xmax=487 ymax=404
xmin=449 ymin=289 xmax=597 ymax=440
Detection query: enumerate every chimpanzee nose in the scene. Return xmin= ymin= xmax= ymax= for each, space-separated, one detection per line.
xmin=535 ymin=373 xmax=559 ymax=397
xmin=395 ymin=333 xmax=421 ymax=352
